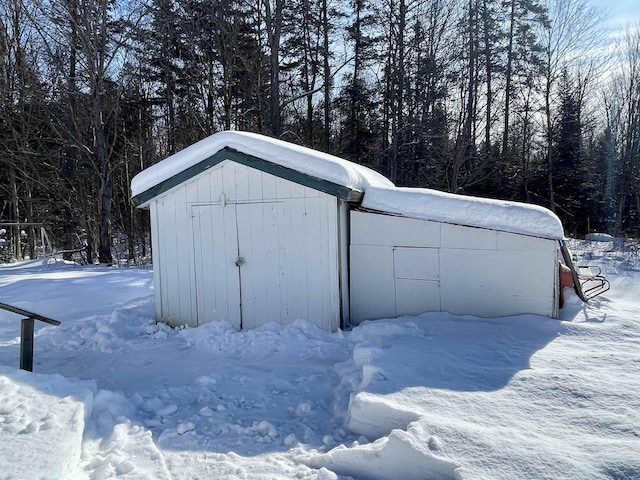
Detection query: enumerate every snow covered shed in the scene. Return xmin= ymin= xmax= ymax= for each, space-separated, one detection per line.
xmin=131 ymin=131 xmax=565 ymax=331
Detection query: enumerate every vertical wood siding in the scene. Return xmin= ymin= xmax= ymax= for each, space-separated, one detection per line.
xmin=152 ymin=192 xmax=197 ymax=326
xmin=149 ymin=160 xmax=340 ymax=331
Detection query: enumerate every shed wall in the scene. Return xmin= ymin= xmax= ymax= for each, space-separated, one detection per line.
xmin=350 ymin=211 xmax=558 ymax=323
xmin=150 ymin=160 xmax=341 ymax=331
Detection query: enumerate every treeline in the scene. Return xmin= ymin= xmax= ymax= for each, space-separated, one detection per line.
xmin=1 ymin=0 xmax=639 ymax=263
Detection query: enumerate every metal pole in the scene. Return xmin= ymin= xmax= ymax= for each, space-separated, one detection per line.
xmin=20 ymin=318 xmax=35 ymax=372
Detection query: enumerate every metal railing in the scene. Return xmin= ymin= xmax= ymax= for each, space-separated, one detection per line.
xmin=0 ymin=302 xmax=61 ymax=371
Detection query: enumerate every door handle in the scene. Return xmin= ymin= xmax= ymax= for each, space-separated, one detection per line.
xmin=235 ymin=256 xmax=245 ymax=267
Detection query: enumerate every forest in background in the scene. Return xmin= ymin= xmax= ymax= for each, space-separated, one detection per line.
xmin=1 ymin=0 xmax=639 ymax=264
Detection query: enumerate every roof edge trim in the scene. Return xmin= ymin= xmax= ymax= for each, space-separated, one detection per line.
xmin=131 ymin=147 xmax=364 ymax=207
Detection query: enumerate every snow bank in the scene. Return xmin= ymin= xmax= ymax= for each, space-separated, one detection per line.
xmin=0 ymin=367 xmax=95 ymax=479
xmin=362 ymin=186 xmax=564 ymax=240
xmin=308 ymin=422 xmax=461 ymax=480
xmin=584 ymin=232 xmax=614 ymax=242
xmin=329 ymin=301 xmax=640 ymax=480
xmin=177 ymin=318 xmax=345 ymax=360
xmin=131 ymin=131 xmax=393 ymax=200
xmin=82 ymin=389 xmax=172 ymax=480
xmin=48 ymin=302 xmax=158 ymax=354
xmin=346 ymin=392 xmax=420 ymax=439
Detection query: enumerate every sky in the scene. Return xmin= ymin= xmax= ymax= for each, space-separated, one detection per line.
xmin=592 ymin=0 xmax=640 ymax=35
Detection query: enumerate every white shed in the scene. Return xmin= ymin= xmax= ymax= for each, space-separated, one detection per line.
xmin=132 ymin=131 xmax=565 ymax=331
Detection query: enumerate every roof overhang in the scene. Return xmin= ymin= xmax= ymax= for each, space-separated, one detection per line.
xmin=132 ymin=147 xmax=364 ymax=208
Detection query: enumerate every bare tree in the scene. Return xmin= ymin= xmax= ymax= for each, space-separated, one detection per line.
xmin=0 ymin=0 xmax=50 ymax=260
xmin=35 ymin=0 xmax=141 ymax=263
xmin=607 ymin=26 xmax=640 ymax=234
xmin=264 ymin=0 xmax=284 ymax=136
xmin=502 ymin=0 xmax=547 ymax=157
xmin=538 ymin=0 xmax=606 ymax=212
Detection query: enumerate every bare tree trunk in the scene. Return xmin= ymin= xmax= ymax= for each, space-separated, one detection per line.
xmin=389 ymin=0 xmax=406 ymax=184
xmin=265 ymin=0 xmax=283 ymax=136
xmin=452 ymin=0 xmax=478 ymax=192
xmin=502 ymin=0 xmax=515 ymax=155
xmin=322 ymin=0 xmax=331 ymax=151
xmin=545 ymin=70 xmax=555 ymax=212
xmin=95 ymin=93 xmax=113 ymax=265
xmin=482 ymin=0 xmax=493 ymax=152
xmin=520 ymin=86 xmax=533 ymax=201
xmin=26 ymin=187 xmax=36 ymax=259
xmin=62 ymin=0 xmax=79 ymax=260
xmin=9 ymin=167 xmax=22 ymax=261
xmin=351 ymin=0 xmax=363 ymax=163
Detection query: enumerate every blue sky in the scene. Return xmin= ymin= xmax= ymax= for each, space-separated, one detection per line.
xmin=591 ymin=0 xmax=640 ymax=33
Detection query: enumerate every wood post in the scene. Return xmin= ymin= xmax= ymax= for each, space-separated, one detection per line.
xmin=0 ymin=302 xmax=60 ymax=372
xmin=20 ymin=318 xmax=35 ymax=372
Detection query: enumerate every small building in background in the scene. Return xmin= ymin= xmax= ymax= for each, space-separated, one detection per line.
xmin=132 ymin=131 xmax=564 ymax=331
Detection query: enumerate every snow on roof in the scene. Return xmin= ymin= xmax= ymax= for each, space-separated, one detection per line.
xmin=131 ymin=130 xmax=564 ymax=240
xmin=130 ymin=131 xmax=393 ymax=201
xmin=362 ymin=187 xmax=565 ymax=240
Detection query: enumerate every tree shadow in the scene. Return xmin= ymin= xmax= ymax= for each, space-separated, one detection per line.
xmin=350 ymin=311 xmax=568 ymax=394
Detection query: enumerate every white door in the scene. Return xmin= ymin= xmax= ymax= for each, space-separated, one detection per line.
xmin=234 ymin=197 xmax=340 ymax=330
xmin=191 ymin=201 xmax=288 ymax=329
xmin=191 ymin=203 xmax=242 ymax=328
xmin=190 ymin=180 xmax=339 ymax=331
xmin=235 ymin=201 xmax=288 ymax=329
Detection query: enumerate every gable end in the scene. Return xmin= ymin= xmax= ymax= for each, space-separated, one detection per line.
xmin=132 ymin=147 xmax=364 ymax=207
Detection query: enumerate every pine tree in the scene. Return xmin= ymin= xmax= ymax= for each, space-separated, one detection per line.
xmin=553 ymin=70 xmax=589 ymax=235
xmin=336 ymin=0 xmax=380 ymax=166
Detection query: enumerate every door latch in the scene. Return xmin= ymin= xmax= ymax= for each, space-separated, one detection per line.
xmin=235 ymin=256 xmax=245 ymax=267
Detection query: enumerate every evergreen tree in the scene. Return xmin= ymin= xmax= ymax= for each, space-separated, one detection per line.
xmin=553 ymin=70 xmax=590 ymax=235
xmin=336 ymin=0 xmax=381 ymax=167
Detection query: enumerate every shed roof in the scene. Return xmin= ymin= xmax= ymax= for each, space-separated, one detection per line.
xmin=362 ymin=187 xmax=564 ymax=240
xmin=131 ymin=131 xmax=564 ymax=240
xmin=131 ymin=131 xmax=392 ymax=207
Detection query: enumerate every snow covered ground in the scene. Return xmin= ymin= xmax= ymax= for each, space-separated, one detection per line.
xmin=0 ymin=239 xmax=639 ymax=480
